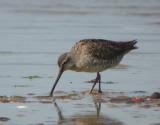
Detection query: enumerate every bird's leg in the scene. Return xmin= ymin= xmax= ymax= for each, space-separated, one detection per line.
xmin=98 ymin=73 xmax=102 ymax=93
xmin=54 ymin=102 xmax=65 ymax=121
xmin=90 ymin=72 xmax=101 ymax=93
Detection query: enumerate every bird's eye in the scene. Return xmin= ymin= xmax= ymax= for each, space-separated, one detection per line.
xmin=61 ymin=57 xmax=69 ymax=66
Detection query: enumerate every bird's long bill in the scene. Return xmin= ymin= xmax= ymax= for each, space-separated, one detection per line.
xmin=50 ymin=67 xmax=64 ymax=96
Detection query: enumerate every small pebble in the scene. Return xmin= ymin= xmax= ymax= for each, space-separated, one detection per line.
xmin=151 ymin=92 xmax=160 ymax=99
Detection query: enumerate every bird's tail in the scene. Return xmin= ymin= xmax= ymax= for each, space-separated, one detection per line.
xmin=119 ymin=39 xmax=138 ymax=50
xmin=116 ymin=39 xmax=138 ymax=55
xmin=127 ymin=39 xmax=138 ymax=49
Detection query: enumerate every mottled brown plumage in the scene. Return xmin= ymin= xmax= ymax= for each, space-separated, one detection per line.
xmin=50 ymin=39 xmax=137 ymax=96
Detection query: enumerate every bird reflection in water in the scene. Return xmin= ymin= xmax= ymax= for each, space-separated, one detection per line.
xmin=54 ymin=101 xmax=123 ymax=125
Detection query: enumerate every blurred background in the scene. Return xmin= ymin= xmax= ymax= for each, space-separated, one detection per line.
xmin=0 ymin=0 xmax=160 ymax=125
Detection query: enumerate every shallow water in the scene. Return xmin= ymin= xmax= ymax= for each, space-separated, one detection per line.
xmin=0 ymin=0 xmax=160 ymax=125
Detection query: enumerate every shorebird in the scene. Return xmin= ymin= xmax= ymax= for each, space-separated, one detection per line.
xmin=50 ymin=39 xmax=137 ymax=96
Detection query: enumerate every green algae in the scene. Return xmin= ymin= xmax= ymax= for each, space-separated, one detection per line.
xmin=23 ymin=75 xmax=42 ymax=79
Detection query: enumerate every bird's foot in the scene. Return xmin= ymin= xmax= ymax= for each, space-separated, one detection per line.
xmin=89 ymin=91 xmax=93 ymax=94
xmin=98 ymin=90 xmax=102 ymax=93
xmin=49 ymin=92 xmax=53 ymax=97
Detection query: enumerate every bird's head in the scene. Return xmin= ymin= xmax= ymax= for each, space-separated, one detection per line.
xmin=50 ymin=52 xmax=75 ymax=96
xmin=58 ymin=52 xmax=75 ymax=71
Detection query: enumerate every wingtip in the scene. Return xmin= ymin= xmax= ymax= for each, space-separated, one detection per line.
xmin=132 ymin=39 xmax=138 ymax=49
xmin=132 ymin=39 xmax=138 ymax=44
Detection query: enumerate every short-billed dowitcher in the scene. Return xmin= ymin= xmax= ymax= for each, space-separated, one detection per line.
xmin=50 ymin=39 xmax=137 ymax=96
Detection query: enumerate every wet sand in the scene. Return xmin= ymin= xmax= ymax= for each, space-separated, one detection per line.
xmin=0 ymin=0 xmax=160 ymax=125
